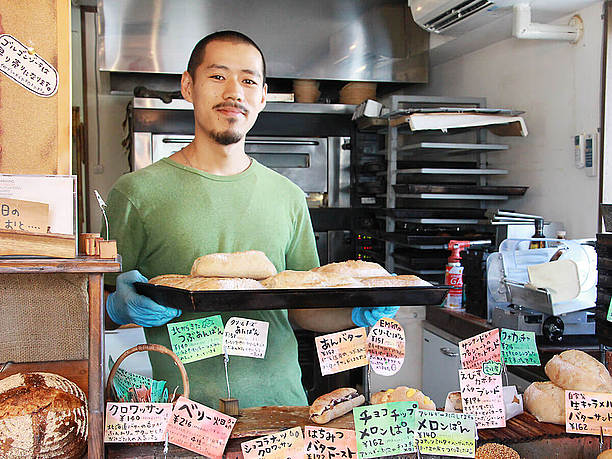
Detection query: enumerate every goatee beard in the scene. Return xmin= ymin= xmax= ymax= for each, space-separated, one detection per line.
xmin=210 ymin=130 xmax=242 ymax=145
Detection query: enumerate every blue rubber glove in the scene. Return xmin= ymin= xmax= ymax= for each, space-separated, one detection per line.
xmin=351 ymin=306 xmax=400 ymax=328
xmin=107 ymin=270 xmax=182 ymax=327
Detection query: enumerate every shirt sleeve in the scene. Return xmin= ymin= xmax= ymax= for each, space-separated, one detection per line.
xmin=103 ymin=186 xmax=147 ymax=287
xmin=285 ymin=197 xmax=320 ymax=271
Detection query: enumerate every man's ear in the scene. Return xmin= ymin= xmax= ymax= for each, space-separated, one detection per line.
xmin=181 ymin=71 xmax=193 ymax=103
xmin=259 ymin=83 xmax=268 ymax=111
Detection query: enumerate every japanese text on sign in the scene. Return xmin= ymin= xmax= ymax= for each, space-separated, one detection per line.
xmin=104 ymin=402 xmax=172 ymax=443
xmin=0 ymin=198 xmax=48 ymax=233
xmin=353 ymin=401 xmax=417 ymax=458
xmin=482 ymin=360 xmax=502 ymax=376
xmin=241 ymin=426 xmax=304 ymax=459
xmin=0 ymin=34 xmax=58 ymax=97
xmin=415 ymin=410 xmax=476 ymax=458
xmin=565 ymin=390 xmax=612 ymax=436
xmin=366 ymin=318 xmax=405 ymax=376
xmin=459 ymin=329 xmax=501 ymax=370
xmin=500 ymin=328 xmax=540 ymax=366
xmin=222 ymin=317 xmax=269 ymax=359
xmin=166 ymin=396 xmax=236 ymax=458
xmin=304 ymin=426 xmax=357 ymax=459
xmin=315 ymin=327 xmax=368 ymax=376
xmin=167 ymin=315 xmax=224 ymax=363
xmin=459 ymin=369 xmax=506 ymax=429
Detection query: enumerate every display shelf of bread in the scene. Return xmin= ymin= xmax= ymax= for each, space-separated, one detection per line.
xmin=135 ymin=251 xmax=449 ymax=311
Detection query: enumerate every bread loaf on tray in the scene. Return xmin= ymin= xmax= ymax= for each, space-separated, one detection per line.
xmin=191 ymin=250 xmax=277 ymax=280
xmin=261 ymin=270 xmax=360 ymax=289
xmin=149 ymin=274 xmax=263 ymax=290
xmin=358 ymin=274 xmax=431 ymax=287
xmin=311 ymin=260 xmax=389 ymax=278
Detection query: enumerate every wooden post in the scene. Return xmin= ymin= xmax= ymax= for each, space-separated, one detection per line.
xmin=88 ymin=273 xmax=104 ymax=459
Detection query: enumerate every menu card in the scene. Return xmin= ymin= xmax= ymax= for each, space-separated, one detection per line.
xmin=165 ymin=396 xmax=236 ymax=458
xmin=222 ymin=317 xmax=269 ymax=359
xmin=459 ymin=329 xmax=501 ymax=370
xmin=104 ymin=402 xmax=172 ymax=443
xmin=167 ymin=315 xmax=224 ymax=363
xmin=353 ymin=401 xmax=417 ymax=457
xmin=304 ymin=426 xmax=357 ymax=459
xmin=500 ymin=328 xmax=540 ymax=366
xmin=366 ymin=317 xmax=405 ymax=376
xmin=415 ymin=410 xmax=476 ymax=458
xmin=241 ymin=426 xmax=305 ymax=459
xmin=315 ymin=327 xmax=368 ymax=375
xmin=0 ymin=198 xmax=49 ymax=232
xmin=459 ymin=369 xmax=506 ymax=429
xmin=565 ymin=390 xmax=612 ymax=435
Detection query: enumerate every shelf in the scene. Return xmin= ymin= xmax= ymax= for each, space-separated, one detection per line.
xmin=395 ymin=193 xmax=509 ymax=200
xmin=0 ymin=256 xmax=121 ymax=273
xmin=397 ymin=142 xmax=509 ymax=156
xmin=396 ymin=218 xmax=482 ymax=225
xmin=393 ymin=184 xmax=528 ymax=196
xmin=395 ymin=168 xmax=508 ymax=175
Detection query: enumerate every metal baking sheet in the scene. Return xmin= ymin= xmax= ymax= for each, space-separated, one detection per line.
xmin=134 ymin=282 xmax=450 ymax=311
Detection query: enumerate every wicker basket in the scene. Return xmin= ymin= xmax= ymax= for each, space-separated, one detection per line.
xmin=105 ymin=343 xmax=189 ymax=402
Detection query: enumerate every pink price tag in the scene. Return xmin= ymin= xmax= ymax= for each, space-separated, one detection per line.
xmin=165 ymin=396 xmax=236 ymax=458
xmin=459 ymin=369 xmax=506 ymax=429
xmin=459 ymin=329 xmax=501 ymax=370
xmin=304 ymin=426 xmax=357 ymax=459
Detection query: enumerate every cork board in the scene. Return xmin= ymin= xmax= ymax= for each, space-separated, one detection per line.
xmin=0 ymin=0 xmax=70 ymax=175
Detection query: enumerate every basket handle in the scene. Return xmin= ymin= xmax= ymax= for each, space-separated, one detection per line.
xmin=105 ymin=343 xmax=190 ymax=402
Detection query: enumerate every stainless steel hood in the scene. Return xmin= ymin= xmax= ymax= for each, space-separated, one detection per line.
xmin=97 ymin=0 xmax=428 ymax=83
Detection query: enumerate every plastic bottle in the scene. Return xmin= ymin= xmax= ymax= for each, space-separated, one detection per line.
xmin=529 ymin=218 xmax=546 ymax=249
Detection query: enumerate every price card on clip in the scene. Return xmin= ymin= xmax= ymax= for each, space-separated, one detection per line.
xmin=104 ymin=402 xmax=172 ymax=443
xmin=565 ymin=390 xmax=612 ymax=435
xmin=222 ymin=316 xmax=269 ymax=359
xmin=500 ymin=328 xmax=540 ymax=366
xmin=315 ymin=327 xmax=368 ymax=375
xmin=415 ymin=410 xmax=476 ymax=458
xmin=459 ymin=329 xmax=501 ymax=370
xmin=366 ymin=317 xmax=405 ymax=376
xmin=166 ymin=396 xmax=236 ymax=458
xmin=304 ymin=426 xmax=357 ymax=459
xmin=167 ymin=315 xmax=224 ymax=363
xmin=241 ymin=426 xmax=304 ymax=459
xmin=459 ymin=369 xmax=506 ymax=429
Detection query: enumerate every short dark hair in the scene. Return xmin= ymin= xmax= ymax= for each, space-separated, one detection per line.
xmin=187 ymin=30 xmax=266 ymax=84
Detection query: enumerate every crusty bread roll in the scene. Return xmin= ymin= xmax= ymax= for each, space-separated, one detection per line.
xmin=309 ymin=388 xmax=365 ymax=424
xmin=475 ymin=443 xmax=520 ymax=459
xmin=358 ymin=275 xmax=431 ymax=287
xmin=149 ymin=274 xmax=263 ymax=290
xmin=312 ymin=260 xmax=389 ymax=278
xmin=598 ymin=450 xmax=612 ymax=459
xmin=523 ymin=381 xmax=565 ymax=425
xmin=445 ymin=391 xmax=463 ymax=412
xmin=191 ymin=250 xmax=277 ymax=280
xmin=0 ymin=372 xmax=87 ymax=458
xmin=544 ymin=349 xmax=612 ymax=393
xmin=370 ymin=386 xmax=436 ymax=410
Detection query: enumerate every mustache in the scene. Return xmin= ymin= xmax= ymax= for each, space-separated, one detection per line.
xmin=214 ymin=102 xmax=248 ymax=114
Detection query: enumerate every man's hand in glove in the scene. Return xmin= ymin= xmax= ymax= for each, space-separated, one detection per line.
xmin=106 ymin=270 xmax=182 ymax=327
xmin=351 ymin=306 xmax=400 ymax=328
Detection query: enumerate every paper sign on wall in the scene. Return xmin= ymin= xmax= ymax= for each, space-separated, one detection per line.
xmin=0 ymin=198 xmax=48 ymax=233
xmin=165 ymin=396 xmax=236 ymax=458
xmin=304 ymin=426 xmax=357 ymax=459
xmin=500 ymin=328 xmax=540 ymax=366
xmin=459 ymin=369 xmax=506 ymax=429
xmin=353 ymin=401 xmax=417 ymax=458
xmin=565 ymin=390 xmax=612 ymax=436
xmin=222 ymin=317 xmax=269 ymax=359
xmin=366 ymin=317 xmax=405 ymax=376
xmin=167 ymin=315 xmax=224 ymax=363
xmin=104 ymin=402 xmax=172 ymax=443
xmin=459 ymin=329 xmax=501 ymax=370
xmin=315 ymin=327 xmax=368 ymax=375
xmin=241 ymin=426 xmax=304 ymax=459
xmin=415 ymin=410 xmax=476 ymax=458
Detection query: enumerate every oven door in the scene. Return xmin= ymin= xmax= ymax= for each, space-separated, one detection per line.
xmin=148 ymin=135 xmax=328 ymax=193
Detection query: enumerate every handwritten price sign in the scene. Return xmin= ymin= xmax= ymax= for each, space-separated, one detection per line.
xmin=304 ymin=426 xmax=357 ymax=459
xmin=223 ymin=317 xmax=269 ymax=359
xmin=415 ymin=410 xmax=476 ymax=458
xmin=566 ymin=390 xmax=612 ymax=436
xmin=459 ymin=329 xmax=501 ymax=370
xmin=241 ymin=426 xmax=304 ymax=459
xmin=315 ymin=327 xmax=368 ymax=375
xmin=166 ymin=396 xmax=236 ymax=458
xmin=167 ymin=315 xmax=224 ymax=363
xmin=353 ymin=401 xmax=417 ymax=458
xmin=500 ymin=328 xmax=540 ymax=366
xmin=104 ymin=402 xmax=172 ymax=443
xmin=459 ymin=369 xmax=506 ymax=429
xmin=367 ymin=317 xmax=405 ymax=376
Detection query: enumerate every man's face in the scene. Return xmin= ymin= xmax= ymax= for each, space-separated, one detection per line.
xmin=181 ymin=40 xmax=267 ymax=145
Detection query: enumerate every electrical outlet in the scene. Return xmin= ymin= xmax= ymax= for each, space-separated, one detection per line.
xmin=574 ymin=134 xmax=585 ymax=168
xmin=93 ymin=164 xmax=105 ymax=175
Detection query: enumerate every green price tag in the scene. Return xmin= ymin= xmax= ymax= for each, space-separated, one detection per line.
xmin=482 ymin=360 xmax=502 ymax=375
xmin=607 ymin=298 xmax=612 ymax=322
xmin=353 ymin=401 xmax=417 ymax=458
xmin=167 ymin=315 xmax=224 ymax=363
xmin=500 ymin=328 xmax=541 ymax=366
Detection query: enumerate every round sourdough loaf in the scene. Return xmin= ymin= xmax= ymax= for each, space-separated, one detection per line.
xmin=523 ymin=381 xmax=565 ymax=425
xmin=311 ymin=260 xmax=389 ymax=278
xmin=0 ymin=372 xmax=87 ymax=458
xmin=191 ymin=250 xmax=277 ymax=280
xmin=544 ymin=349 xmax=612 ymax=393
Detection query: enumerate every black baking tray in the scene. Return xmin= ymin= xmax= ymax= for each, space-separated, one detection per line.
xmin=134 ymin=282 xmax=450 ymax=312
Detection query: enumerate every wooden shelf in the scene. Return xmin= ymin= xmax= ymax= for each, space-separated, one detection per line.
xmin=0 ymin=255 xmax=121 ymax=273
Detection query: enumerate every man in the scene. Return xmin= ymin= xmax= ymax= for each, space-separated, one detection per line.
xmin=105 ymin=31 xmax=398 ymax=408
